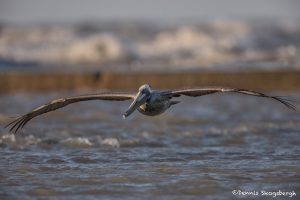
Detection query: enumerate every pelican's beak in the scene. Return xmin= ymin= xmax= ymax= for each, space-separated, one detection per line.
xmin=123 ymin=91 xmax=148 ymax=119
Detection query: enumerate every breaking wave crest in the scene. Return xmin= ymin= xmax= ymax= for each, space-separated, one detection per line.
xmin=0 ymin=21 xmax=299 ymax=70
xmin=0 ymin=134 xmax=166 ymax=149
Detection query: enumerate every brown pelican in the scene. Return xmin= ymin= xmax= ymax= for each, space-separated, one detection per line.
xmin=5 ymin=84 xmax=296 ymax=133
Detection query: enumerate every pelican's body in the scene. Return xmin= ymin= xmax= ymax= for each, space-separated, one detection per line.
xmin=138 ymin=100 xmax=170 ymax=116
xmin=5 ymin=84 xmax=296 ymax=133
xmin=137 ymin=93 xmax=176 ymax=116
xmin=122 ymin=85 xmax=180 ymax=118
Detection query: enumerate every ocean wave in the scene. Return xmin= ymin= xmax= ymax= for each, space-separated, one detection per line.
xmin=136 ymin=22 xmax=250 ymax=66
xmin=100 ymin=138 xmax=120 ymax=148
xmin=0 ymin=133 xmax=142 ymax=149
xmin=0 ymin=120 xmax=297 ymax=150
xmin=61 ymin=137 xmax=93 ymax=148
xmin=0 ymin=133 xmax=16 ymax=145
xmin=0 ymin=133 xmax=166 ymax=149
xmin=0 ymin=21 xmax=299 ymax=70
xmin=0 ymin=27 xmax=125 ymax=65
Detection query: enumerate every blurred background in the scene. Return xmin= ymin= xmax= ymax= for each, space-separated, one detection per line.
xmin=0 ymin=0 xmax=300 ymax=92
xmin=0 ymin=1 xmax=300 ymax=200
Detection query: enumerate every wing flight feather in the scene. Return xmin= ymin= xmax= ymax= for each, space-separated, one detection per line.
xmin=5 ymin=93 xmax=134 ymax=133
xmin=171 ymin=87 xmax=296 ymax=110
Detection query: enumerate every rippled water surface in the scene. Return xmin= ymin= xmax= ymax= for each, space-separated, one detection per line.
xmin=1 ymin=92 xmax=300 ymax=199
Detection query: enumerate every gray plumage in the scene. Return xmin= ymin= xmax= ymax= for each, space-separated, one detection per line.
xmin=5 ymin=84 xmax=296 ymax=133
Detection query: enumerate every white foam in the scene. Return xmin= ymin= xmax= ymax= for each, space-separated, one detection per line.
xmin=24 ymin=135 xmax=41 ymax=146
xmin=64 ymin=34 xmax=124 ymax=64
xmin=0 ymin=27 xmax=125 ymax=65
xmin=1 ymin=134 xmax=16 ymax=144
xmin=0 ymin=22 xmax=298 ymax=69
xmin=61 ymin=137 xmax=93 ymax=148
xmin=101 ymin=138 xmax=120 ymax=148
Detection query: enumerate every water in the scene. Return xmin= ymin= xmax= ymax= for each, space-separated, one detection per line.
xmin=0 ymin=92 xmax=300 ymax=199
xmin=1 ymin=21 xmax=299 ymax=71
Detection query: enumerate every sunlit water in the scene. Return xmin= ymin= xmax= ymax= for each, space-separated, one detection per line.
xmin=0 ymin=92 xmax=300 ymax=199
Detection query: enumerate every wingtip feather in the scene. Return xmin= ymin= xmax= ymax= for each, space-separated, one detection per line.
xmin=273 ymin=96 xmax=297 ymax=111
xmin=5 ymin=115 xmax=28 ymax=134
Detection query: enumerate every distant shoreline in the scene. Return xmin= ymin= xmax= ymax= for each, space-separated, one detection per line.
xmin=1 ymin=70 xmax=299 ymax=93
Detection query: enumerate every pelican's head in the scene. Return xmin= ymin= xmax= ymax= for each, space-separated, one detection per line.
xmin=123 ymin=84 xmax=152 ymax=119
xmin=138 ymin=84 xmax=152 ymax=95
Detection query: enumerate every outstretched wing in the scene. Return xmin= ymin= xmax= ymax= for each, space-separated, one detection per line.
xmin=171 ymin=87 xmax=296 ymax=110
xmin=5 ymin=93 xmax=135 ymax=133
